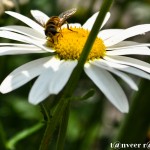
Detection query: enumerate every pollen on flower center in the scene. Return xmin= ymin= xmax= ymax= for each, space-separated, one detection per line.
xmin=46 ymin=27 xmax=106 ymax=60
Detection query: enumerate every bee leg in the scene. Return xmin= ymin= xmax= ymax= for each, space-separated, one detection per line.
xmin=52 ymin=38 xmax=54 ymax=43
xmin=55 ymin=32 xmax=63 ymax=43
xmin=66 ymin=22 xmax=73 ymax=31
xmin=58 ymin=28 xmax=63 ymax=37
xmin=49 ymin=32 xmax=57 ymax=43
xmin=66 ymin=21 xmax=77 ymax=32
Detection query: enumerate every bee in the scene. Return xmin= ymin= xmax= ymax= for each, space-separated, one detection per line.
xmin=44 ymin=8 xmax=77 ymax=42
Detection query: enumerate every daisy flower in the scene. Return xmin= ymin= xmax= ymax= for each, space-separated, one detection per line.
xmin=0 ymin=10 xmax=150 ymax=113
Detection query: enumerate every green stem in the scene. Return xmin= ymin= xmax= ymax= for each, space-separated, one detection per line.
xmin=39 ymin=0 xmax=113 ymax=149
xmin=109 ymin=79 xmax=150 ymax=150
xmin=6 ymin=122 xmax=43 ymax=150
xmin=56 ymin=101 xmax=70 ymax=150
xmin=39 ymin=98 xmax=70 ymax=150
xmin=63 ymin=0 xmax=113 ymax=97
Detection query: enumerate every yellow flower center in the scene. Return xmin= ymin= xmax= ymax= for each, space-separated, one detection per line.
xmin=46 ymin=27 xmax=106 ymax=61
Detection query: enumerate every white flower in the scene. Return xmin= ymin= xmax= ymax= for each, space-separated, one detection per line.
xmin=0 ymin=10 xmax=150 ymax=113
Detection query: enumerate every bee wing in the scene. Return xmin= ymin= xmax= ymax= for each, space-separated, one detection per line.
xmin=59 ymin=8 xmax=77 ymax=20
xmin=30 ymin=10 xmax=49 ymax=27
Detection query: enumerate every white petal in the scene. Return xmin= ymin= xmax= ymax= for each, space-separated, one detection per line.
xmin=29 ymin=57 xmax=63 ymax=104
xmin=82 ymin=12 xmax=99 ymax=30
xmin=0 ymin=46 xmax=45 ymax=55
xmin=0 ymin=26 xmax=45 ymax=40
xmin=0 ymin=43 xmax=36 ymax=46
xmin=97 ymin=59 xmax=150 ymax=80
xmin=98 ymin=29 xmax=123 ymax=40
xmin=5 ymin=11 xmax=44 ymax=35
xmin=29 ymin=68 xmax=54 ymax=105
xmin=0 ymin=57 xmax=52 ymax=93
xmin=30 ymin=10 xmax=49 ymax=26
xmin=83 ymin=12 xmax=110 ymax=31
xmin=104 ymin=24 xmax=150 ymax=47
xmin=49 ymin=60 xmax=77 ymax=94
xmin=0 ymin=31 xmax=53 ymax=52
xmin=109 ymin=70 xmax=138 ymax=91
xmin=0 ymin=30 xmax=32 ymax=43
xmin=107 ymin=41 xmax=138 ymax=48
xmin=107 ymin=41 xmax=150 ymax=50
xmin=29 ymin=59 xmax=77 ymax=105
xmin=100 ymin=12 xmax=111 ymax=29
xmin=106 ymin=46 xmax=150 ymax=56
xmin=92 ymin=60 xmax=138 ymax=91
xmin=105 ymin=55 xmax=150 ymax=73
xmin=29 ymin=58 xmax=77 ymax=104
xmin=84 ymin=64 xmax=128 ymax=113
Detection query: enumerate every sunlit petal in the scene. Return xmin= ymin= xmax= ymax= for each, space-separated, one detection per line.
xmin=0 ymin=46 xmax=45 ymax=55
xmin=98 ymin=29 xmax=123 ymax=40
xmin=104 ymin=24 xmax=150 ymax=47
xmin=49 ymin=60 xmax=77 ymax=94
xmin=0 ymin=57 xmax=52 ymax=93
xmin=83 ymin=12 xmax=110 ymax=31
xmin=0 ymin=26 xmax=45 ymax=40
xmin=92 ymin=60 xmax=138 ymax=91
xmin=30 ymin=10 xmax=49 ymax=26
xmin=105 ymin=55 xmax=150 ymax=73
xmin=29 ymin=68 xmax=54 ymax=105
xmin=100 ymin=12 xmax=111 ymax=29
xmin=107 ymin=41 xmax=150 ymax=50
xmin=98 ymin=59 xmax=150 ymax=80
xmin=0 ymin=31 xmax=53 ymax=52
xmin=82 ymin=12 xmax=99 ymax=30
xmin=5 ymin=11 xmax=44 ymax=35
xmin=84 ymin=64 xmax=129 ymax=113
xmin=106 ymin=46 xmax=150 ymax=56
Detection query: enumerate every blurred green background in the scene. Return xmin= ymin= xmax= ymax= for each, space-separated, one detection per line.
xmin=0 ymin=0 xmax=150 ymax=150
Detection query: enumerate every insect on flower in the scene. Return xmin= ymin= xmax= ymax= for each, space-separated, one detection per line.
xmin=1 ymin=9 xmax=150 ymax=113
xmin=36 ymin=8 xmax=77 ymax=42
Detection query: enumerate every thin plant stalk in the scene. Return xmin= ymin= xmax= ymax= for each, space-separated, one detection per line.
xmin=7 ymin=122 xmax=43 ymax=150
